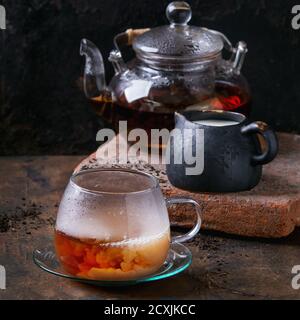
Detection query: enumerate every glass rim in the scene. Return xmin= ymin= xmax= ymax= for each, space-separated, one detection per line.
xmin=70 ymin=168 xmax=159 ymax=196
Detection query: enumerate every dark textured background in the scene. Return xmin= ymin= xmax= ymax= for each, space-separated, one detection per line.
xmin=0 ymin=0 xmax=299 ymax=155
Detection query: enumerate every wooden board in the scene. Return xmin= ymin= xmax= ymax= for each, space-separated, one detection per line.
xmin=75 ymin=133 xmax=300 ymax=238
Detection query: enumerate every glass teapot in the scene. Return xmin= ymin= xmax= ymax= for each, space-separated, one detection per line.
xmin=80 ymin=1 xmax=250 ymax=134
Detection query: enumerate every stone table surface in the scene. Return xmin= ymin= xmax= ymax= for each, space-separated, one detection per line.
xmin=0 ymin=156 xmax=300 ymax=300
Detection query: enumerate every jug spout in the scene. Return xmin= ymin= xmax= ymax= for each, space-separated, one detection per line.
xmin=175 ymin=112 xmax=189 ymax=129
xmin=80 ymin=38 xmax=107 ymax=99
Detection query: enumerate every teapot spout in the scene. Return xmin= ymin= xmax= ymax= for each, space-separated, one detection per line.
xmin=80 ymin=38 xmax=107 ymax=98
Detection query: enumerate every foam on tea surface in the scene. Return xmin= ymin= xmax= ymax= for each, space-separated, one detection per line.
xmin=73 ymin=170 xmax=156 ymax=193
xmin=55 ymin=190 xmax=169 ymax=241
xmin=56 ymin=170 xmax=169 ymax=242
xmin=193 ymin=119 xmax=240 ymax=127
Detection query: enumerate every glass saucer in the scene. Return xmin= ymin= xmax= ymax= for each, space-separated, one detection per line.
xmin=33 ymin=242 xmax=192 ymax=286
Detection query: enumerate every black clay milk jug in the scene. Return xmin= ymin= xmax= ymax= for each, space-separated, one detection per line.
xmin=166 ymin=111 xmax=278 ymax=193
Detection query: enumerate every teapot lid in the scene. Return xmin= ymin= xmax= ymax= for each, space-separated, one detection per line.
xmin=133 ymin=2 xmax=224 ymax=65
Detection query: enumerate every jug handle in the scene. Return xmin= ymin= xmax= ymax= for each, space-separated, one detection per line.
xmin=241 ymin=121 xmax=279 ymax=165
xmin=166 ymin=197 xmax=202 ymax=243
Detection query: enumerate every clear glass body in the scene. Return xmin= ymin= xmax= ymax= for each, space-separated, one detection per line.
xmin=55 ymin=169 xmax=170 ymax=281
xmin=111 ymin=59 xmax=217 ymax=113
xmin=55 ymin=169 xmax=202 ymax=281
xmin=90 ymin=58 xmax=251 ymax=136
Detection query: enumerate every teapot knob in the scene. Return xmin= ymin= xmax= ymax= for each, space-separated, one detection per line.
xmin=166 ymin=1 xmax=192 ymax=26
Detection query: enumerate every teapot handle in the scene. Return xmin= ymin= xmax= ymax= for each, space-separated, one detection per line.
xmin=125 ymin=28 xmax=151 ymax=45
xmin=241 ymin=121 xmax=279 ymax=166
xmin=109 ymin=28 xmax=150 ymax=74
xmin=206 ymin=28 xmax=248 ymax=75
xmin=230 ymin=41 xmax=248 ymax=75
xmin=202 ymin=28 xmax=234 ymax=52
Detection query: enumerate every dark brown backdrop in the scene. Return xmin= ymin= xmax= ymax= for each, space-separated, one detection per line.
xmin=0 ymin=0 xmax=299 ymax=155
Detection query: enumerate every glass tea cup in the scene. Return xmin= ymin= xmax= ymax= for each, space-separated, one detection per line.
xmin=55 ymin=169 xmax=201 ymax=281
